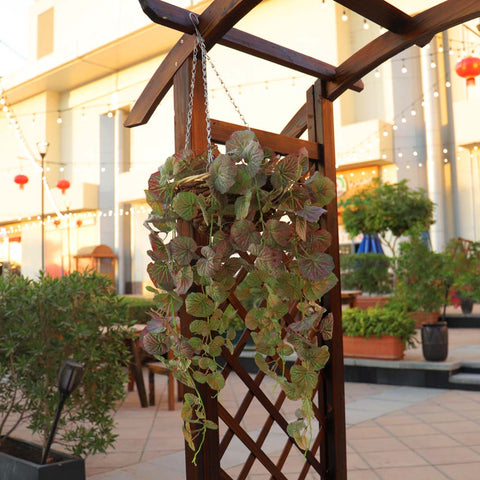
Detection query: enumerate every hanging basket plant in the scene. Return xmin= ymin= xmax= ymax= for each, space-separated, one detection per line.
xmin=141 ymin=129 xmax=338 ymax=458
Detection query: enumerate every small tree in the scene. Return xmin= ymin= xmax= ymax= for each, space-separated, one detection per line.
xmin=342 ymin=179 xmax=434 ymax=258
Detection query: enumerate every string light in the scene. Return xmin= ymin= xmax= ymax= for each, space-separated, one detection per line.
xmin=401 ymin=61 xmax=407 ymax=74
xmin=341 ymin=10 xmax=348 ymax=21
xmin=363 ymin=19 xmax=369 ymax=30
xmin=57 ymin=112 xmax=63 ymax=124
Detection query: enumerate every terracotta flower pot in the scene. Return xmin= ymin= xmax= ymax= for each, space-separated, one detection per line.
xmin=343 ymin=335 xmax=404 ymax=360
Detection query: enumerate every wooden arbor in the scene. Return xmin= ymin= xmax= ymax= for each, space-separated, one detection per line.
xmin=125 ymin=1 xmax=480 ymax=479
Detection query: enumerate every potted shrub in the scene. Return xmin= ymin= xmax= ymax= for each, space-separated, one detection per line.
xmin=342 ymin=304 xmax=416 ymax=360
xmin=393 ymin=232 xmax=447 ymax=327
xmin=140 ymin=130 xmax=338 ymax=456
xmin=443 ymin=238 xmax=480 ymax=314
xmin=0 ymin=271 xmax=130 ymax=479
xmin=340 ymin=252 xmax=392 ymax=309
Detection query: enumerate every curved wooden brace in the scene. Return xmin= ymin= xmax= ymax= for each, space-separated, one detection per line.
xmin=125 ymin=0 xmax=263 ymax=127
xmin=326 ymin=0 xmax=480 ymax=101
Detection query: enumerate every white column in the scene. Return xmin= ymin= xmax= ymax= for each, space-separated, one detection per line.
xmin=114 ymin=109 xmax=124 ymax=294
xmin=420 ymin=44 xmax=446 ymax=251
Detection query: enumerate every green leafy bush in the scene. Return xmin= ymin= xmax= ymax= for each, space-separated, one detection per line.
xmin=121 ymin=296 xmax=155 ymax=323
xmin=340 ymin=253 xmax=392 ymax=294
xmin=0 ymin=271 xmax=130 ymax=458
xmin=342 ymin=305 xmax=416 ymax=347
xmin=443 ymin=238 xmax=480 ymax=302
xmin=393 ymin=233 xmax=447 ymax=313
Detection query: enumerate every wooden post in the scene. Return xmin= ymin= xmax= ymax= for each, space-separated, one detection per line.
xmin=173 ymin=58 xmax=221 ymax=480
xmin=306 ymin=79 xmax=347 ymax=480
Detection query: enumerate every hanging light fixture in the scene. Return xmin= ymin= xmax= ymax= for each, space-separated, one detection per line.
xmin=14 ymin=174 xmax=29 ymax=190
xmin=455 ymin=56 xmax=480 ymax=87
xmin=56 ymin=179 xmax=71 ymax=194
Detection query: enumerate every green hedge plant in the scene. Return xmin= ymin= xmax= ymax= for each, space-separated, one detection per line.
xmin=0 ymin=271 xmax=130 ymax=458
xmin=342 ymin=305 xmax=416 ymax=348
xmin=340 ymin=253 xmax=392 ymax=295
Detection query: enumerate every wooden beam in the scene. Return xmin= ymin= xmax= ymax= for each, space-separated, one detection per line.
xmin=210 ymin=118 xmax=320 ymax=160
xmin=335 ymin=0 xmax=415 ymax=33
xmin=136 ymin=0 xmax=363 ymax=92
xmin=125 ymin=0 xmax=263 ymax=127
xmin=281 ymin=104 xmax=307 ymax=138
xmin=326 ymin=0 xmax=480 ymax=101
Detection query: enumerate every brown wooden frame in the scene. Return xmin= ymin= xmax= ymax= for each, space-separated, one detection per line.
xmin=126 ymin=1 xmax=480 ymax=478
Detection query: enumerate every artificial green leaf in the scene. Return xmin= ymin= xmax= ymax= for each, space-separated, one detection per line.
xmin=303 ymin=273 xmax=338 ymax=301
xmin=304 ymin=345 xmax=330 ymax=370
xmin=243 ymin=139 xmax=264 ymax=176
xmin=280 ymin=185 xmax=310 ymax=212
xmin=295 ymin=204 xmax=326 ymax=223
xmin=206 ymin=371 xmax=225 ymax=391
xmin=306 ymin=229 xmax=332 ymax=253
xmin=254 ymin=246 xmax=283 ymax=272
xmin=264 ymin=220 xmax=293 ymax=248
xmin=172 ymin=191 xmax=199 ymax=221
xmin=266 ymin=294 xmax=289 ymax=319
xmin=254 ymin=352 xmax=269 ymax=374
xmin=245 ymin=307 xmax=265 ymax=330
xmin=298 ymin=253 xmax=335 ymax=281
xmin=306 ymin=171 xmax=336 ymax=206
xmin=206 ymin=282 xmax=229 ymax=303
xmin=296 ymin=217 xmax=307 ymax=242
xmin=277 ymin=344 xmax=294 ymax=357
xmin=188 ymin=337 xmax=204 ymax=352
xmin=270 ymin=151 xmax=305 ymax=189
xmin=193 ymin=371 xmax=207 ymax=384
xmin=234 ymin=190 xmax=252 ymax=220
xmin=209 ymin=154 xmax=237 ymax=194
xmin=185 ymin=293 xmax=215 ymax=318
xmin=230 ymin=219 xmax=261 ymax=251
xmin=149 ymin=233 xmax=170 ymax=262
xmin=320 ymin=313 xmax=334 ymax=340
xmin=204 ymin=420 xmax=219 ymax=430
xmin=147 ymin=262 xmax=175 ymax=291
xmin=196 ymin=246 xmax=218 ymax=278
xmin=170 ymin=236 xmax=197 ymax=266
xmin=290 ymin=364 xmax=318 ymax=392
xmin=174 ymin=266 xmax=193 ymax=294
xmin=226 ymin=130 xmax=258 ymax=160
xmin=229 ymin=165 xmax=252 ymax=195
xmin=189 ymin=319 xmax=210 ymax=337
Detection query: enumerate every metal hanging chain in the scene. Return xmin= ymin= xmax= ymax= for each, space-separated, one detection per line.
xmin=185 ymin=13 xmax=250 ymax=162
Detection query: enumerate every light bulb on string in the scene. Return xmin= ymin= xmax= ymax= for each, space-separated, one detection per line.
xmin=57 ymin=112 xmax=62 ymax=124
xmin=433 ymin=90 xmax=439 ymax=98
xmin=446 ymin=80 xmax=451 ymax=88
xmin=341 ymin=10 xmax=348 ymax=21
xmin=410 ymin=109 xmax=417 ymax=116
xmin=32 ymin=113 xmax=36 ymax=125
xmin=374 ymin=69 xmax=380 ymax=78
xmin=401 ymin=116 xmax=407 ymax=123
xmin=430 ymin=57 xmax=436 ymax=69
xmin=401 ymin=61 xmax=407 ymax=74
xmin=363 ymin=19 xmax=369 ymax=30
xmin=393 ymin=124 xmax=398 ymax=131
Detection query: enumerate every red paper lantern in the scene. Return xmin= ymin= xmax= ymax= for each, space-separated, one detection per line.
xmin=56 ymin=179 xmax=71 ymax=194
xmin=53 ymin=219 xmax=61 ymax=227
xmin=455 ymin=56 xmax=480 ymax=87
xmin=76 ymin=219 xmax=82 ymax=227
xmin=14 ymin=174 xmax=29 ymax=190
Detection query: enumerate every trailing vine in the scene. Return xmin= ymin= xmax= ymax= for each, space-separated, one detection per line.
xmin=141 ymin=129 xmax=338 ymax=458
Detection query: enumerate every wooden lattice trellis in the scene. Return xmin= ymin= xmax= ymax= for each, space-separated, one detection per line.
xmin=127 ymin=2 xmax=480 ymax=478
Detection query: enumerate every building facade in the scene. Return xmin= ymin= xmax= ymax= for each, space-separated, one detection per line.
xmin=1 ymin=0 xmax=479 ymax=292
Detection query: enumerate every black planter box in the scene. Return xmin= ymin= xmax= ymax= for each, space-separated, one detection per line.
xmin=0 ymin=437 xmax=85 ymax=480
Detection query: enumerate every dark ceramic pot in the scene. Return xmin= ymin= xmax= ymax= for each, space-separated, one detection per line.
xmin=0 ymin=437 xmax=85 ymax=480
xmin=460 ymin=298 xmax=474 ymax=315
xmin=421 ymin=321 xmax=448 ymax=362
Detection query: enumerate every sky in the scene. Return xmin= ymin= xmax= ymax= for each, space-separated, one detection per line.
xmin=0 ymin=0 xmax=34 ymax=77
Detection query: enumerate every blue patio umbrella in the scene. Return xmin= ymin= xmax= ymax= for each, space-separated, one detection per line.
xmin=357 ymin=234 xmax=384 ymax=254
